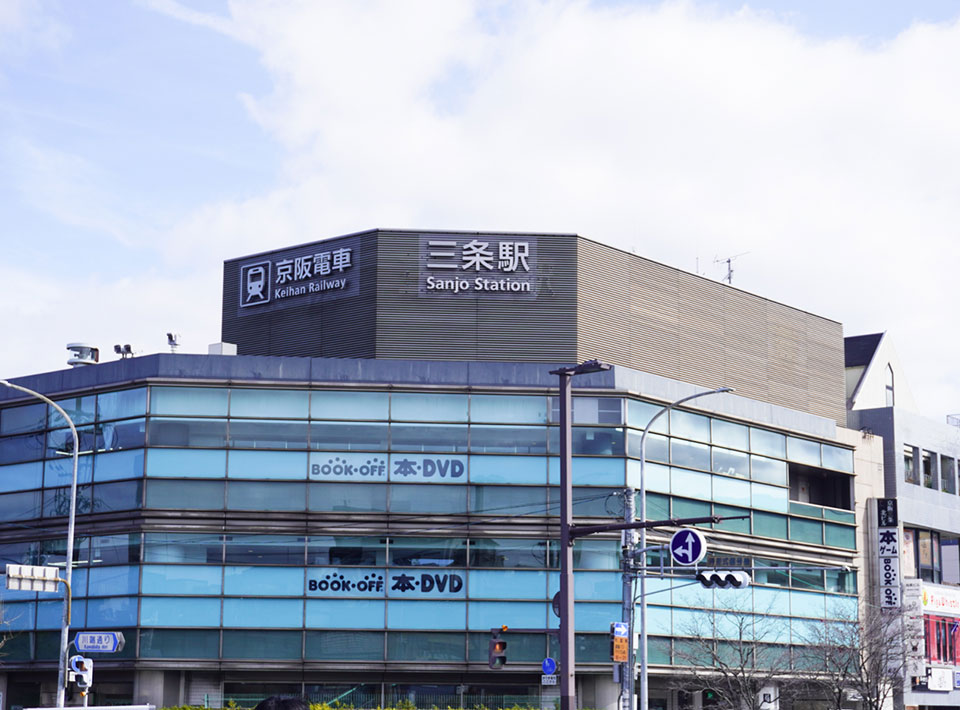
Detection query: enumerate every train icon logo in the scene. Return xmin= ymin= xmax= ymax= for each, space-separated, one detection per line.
xmin=240 ymin=261 xmax=272 ymax=307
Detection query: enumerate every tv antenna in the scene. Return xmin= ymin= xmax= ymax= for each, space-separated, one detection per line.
xmin=714 ymin=252 xmax=749 ymax=285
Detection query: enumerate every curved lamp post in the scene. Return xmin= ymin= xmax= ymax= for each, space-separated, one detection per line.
xmin=0 ymin=379 xmax=80 ymax=709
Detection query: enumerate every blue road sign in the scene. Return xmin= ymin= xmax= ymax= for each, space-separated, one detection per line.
xmin=542 ymin=657 xmax=557 ymax=675
xmin=74 ymin=631 xmax=125 ymax=653
xmin=669 ymin=529 xmax=707 ymax=566
xmin=611 ymin=622 xmax=628 ymax=637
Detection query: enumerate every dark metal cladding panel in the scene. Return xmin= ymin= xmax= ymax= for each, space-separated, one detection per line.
xmin=221 ymin=231 xmax=378 ymax=358
xmin=575 ymin=238 xmax=846 ymax=423
xmin=373 ymin=230 xmax=578 ymax=362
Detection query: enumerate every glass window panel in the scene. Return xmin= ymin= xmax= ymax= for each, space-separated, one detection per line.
xmin=825 ymin=568 xmax=857 ymax=594
xmin=0 ymin=540 xmax=40 ymax=566
xmin=308 ymin=482 xmax=387 ymax=512
xmin=309 ymin=422 xmax=388 ymax=451
xmin=146 ymin=480 xmax=224 ymax=510
xmin=751 ymin=482 xmax=789 ymax=512
xmin=627 ymin=431 xmax=668 ymax=463
xmin=469 ymin=631 xmax=547 ymax=663
xmin=2 ymin=601 xmax=35 ymax=630
xmin=1 ymin=403 xmax=46 ymax=435
xmin=751 ymin=455 xmax=787 ymax=485
xmin=90 ymin=534 xmax=140 ymax=565
xmin=87 ymin=565 xmax=139 ymax=596
xmin=554 ymin=397 xmax=622 ymax=425
xmin=0 ymin=432 xmax=46 ymax=464
xmin=39 ymin=537 xmax=88 ymax=568
xmin=712 ymin=475 xmax=750 ymax=506
xmin=150 ymin=387 xmax=228 ymax=416
xmin=392 ymin=393 xmax=468 ymax=422
xmin=93 ymin=416 xmax=146 ymax=452
xmin=144 ymin=534 xmax=222 ymax=563
xmin=0 ymin=461 xmax=43 ymax=492
xmin=469 ymin=455 xmax=546 ymax=484
xmin=94 ymin=449 xmax=144 ymax=482
xmin=97 ymin=388 xmax=147 ymax=422
xmin=140 ymin=629 xmax=219 ymax=658
xmin=227 ymin=450 xmax=307 ymax=479
xmin=1 ymin=632 xmax=32 ymax=660
xmin=468 ymin=600 xmax=546 ymax=630
xmin=753 ymin=512 xmax=788 ymax=539
xmin=469 ymin=425 xmax=547 ymax=454
xmin=92 ymin=480 xmax=142 ymax=513
xmin=824 ymin=523 xmax=856 ymax=550
xmin=754 ymin=558 xmax=790 ymax=587
xmin=87 ymin=596 xmax=138 ymax=626
xmin=628 ymin=460 xmax=669 ymax=493
xmin=751 ymin=428 xmax=786 ymax=458
xmin=307 ymin=536 xmax=386 ymax=566
xmin=390 ymin=424 xmax=468 ymax=452
xmin=147 ymin=418 xmax=228 ymax=448
xmin=790 ymin=517 xmax=823 ymax=545
xmin=626 ymin=400 xmax=668 ymax=433
xmin=230 ymin=389 xmax=309 ymax=419
xmin=388 ymin=601 xmax=466 ymax=630
xmin=671 ymin=439 xmax=710 ymax=470
xmin=469 ymin=539 xmax=549 ymax=568
xmin=547 ymin=487 xmax=622 ymax=518
xmin=222 ymin=629 xmax=302 ymax=658
xmin=224 ymin=567 xmax=304 ymax=596
xmin=712 ymin=447 xmax=749 ymax=478
xmin=670 ymin=469 xmax=711 ymax=501
xmin=306 ymin=630 xmax=384 ymax=660
xmin=573 ymin=540 xmax=619 ymax=570
xmin=645 ymin=492 xmax=670 ymax=521
xmin=38 ymin=599 xmax=84 ymax=629
xmin=387 ymin=631 xmax=465 ymax=661
xmin=312 ymin=391 xmax=389 ymax=421
xmin=389 ymin=538 xmax=467 ymax=567
xmin=547 ymin=457 xmax=624 ymax=486
xmin=791 ymin=566 xmax=825 ymax=590
xmin=671 ymin=410 xmax=710 ymax=442
xmin=471 ymin=485 xmax=546 ymax=516
xmin=227 ymin=481 xmax=305 ymax=511
xmin=140 ymin=597 xmax=220 ymax=626
xmin=45 ymin=426 xmax=98 ymax=459
xmin=228 ymin=420 xmax=309 ymax=450
xmin=712 ymin=419 xmax=748 ymax=449
xmin=224 ymin=535 xmax=305 ymax=564
xmin=305 ymin=598 xmax=385 ymax=629
xmin=672 ymin=497 xmax=710 ymax=522
xmin=790 ymin=590 xmax=826 ymax=619
xmin=470 ymin=395 xmax=547 ymax=424
xmin=145 ymin=448 xmax=226 ymax=478
xmin=787 ymin=437 xmax=821 ymax=466
xmin=141 ymin=565 xmax=222 ymax=595
xmin=821 ymin=445 xmax=854 ymax=473
xmin=571 ymin=427 xmax=624 ymax=456
xmin=714 ymin=504 xmax=750 ymax=533
xmin=42 ymin=485 xmax=92 ymax=518
xmin=44 ymin=455 xmax=93 ymax=487
xmin=48 ymin=395 xmax=96 ymax=428
xmin=389 ymin=484 xmax=467 ymax=514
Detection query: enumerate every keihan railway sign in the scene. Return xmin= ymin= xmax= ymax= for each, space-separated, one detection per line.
xmin=419 ymin=235 xmax=538 ymax=298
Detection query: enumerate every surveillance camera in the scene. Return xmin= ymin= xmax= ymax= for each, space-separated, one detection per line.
xmin=114 ymin=344 xmax=122 ymax=354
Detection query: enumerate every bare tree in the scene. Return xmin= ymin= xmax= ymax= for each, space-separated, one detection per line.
xmin=792 ymin=602 xmax=914 ymax=710
xmin=670 ymin=597 xmax=797 ymax=710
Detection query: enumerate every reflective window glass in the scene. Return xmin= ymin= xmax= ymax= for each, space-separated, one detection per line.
xmin=645 ymin=492 xmax=670 ymax=521
xmin=93 ymin=480 xmax=142 ymax=513
xmin=39 ymin=537 xmax=88 ymax=567
xmin=147 ymin=418 xmax=228 ymax=448
xmin=628 ymin=431 xmax=668 ymax=463
xmin=2 ymin=601 xmax=35 ymax=630
xmin=140 ymin=597 xmax=221 ymax=627
xmin=554 ymin=397 xmax=622 ymax=425
xmin=825 ymin=568 xmax=857 ymax=594
xmin=821 ymin=445 xmax=854 ymax=473
xmin=223 ymin=598 xmax=302 ymax=628
xmin=90 ymin=534 xmax=140 ymax=565
xmin=145 ymin=448 xmax=226 ymax=478
xmin=227 ymin=481 xmax=306 ymax=511
xmin=790 ymin=517 xmax=823 ymax=545
xmin=38 ymin=599 xmax=84 ymax=629
xmin=150 ymin=387 xmax=228 ymax=416
xmin=145 ymin=480 xmax=224 ymax=510
xmin=42 ymin=485 xmax=91 ymax=518
xmin=389 ymin=484 xmax=467 ymax=514
xmin=625 ymin=400 xmax=668 ymax=433
xmin=469 ymin=539 xmax=549 ymax=568
xmin=312 ymin=391 xmax=388 ymax=421
xmin=712 ymin=475 xmax=750 ymax=506
xmin=93 ymin=414 xmax=144 ymax=452
xmin=389 ymin=538 xmax=467 ymax=567
xmin=787 ymin=437 xmax=821 ymax=466
xmin=309 ymin=422 xmax=388 ymax=451
xmin=469 ymin=426 xmax=547 ymax=454
xmin=49 ymin=395 xmax=96 ymax=428
xmin=751 ymin=482 xmax=789 ymax=512
xmin=573 ymin=539 xmax=619 ymax=570
xmin=93 ymin=449 xmax=144 ymax=482
xmin=87 ymin=596 xmax=137 ymax=626
xmin=671 ymin=410 xmax=710 ymax=442
xmin=45 ymin=426 xmax=97 ymax=459
xmin=753 ymin=512 xmax=788 ymax=539
xmin=751 ymin=455 xmax=787 ymax=485
xmin=307 ymin=536 xmax=386 ymax=566
xmin=0 ymin=540 xmax=40 ymax=565
xmin=547 ymin=487 xmax=622 ymax=518
xmin=712 ymin=419 xmax=748 ymax=450
xmin=230 ymin=389 xmax=309 ymax=419
xmin=670 ymin=469 xmax=711 ymax=501
xmin=791 ymin=566 xmax=824 ymax=591
xmin=227 ymin=451 xmax=307 ymax=479
xmin=224 ymin=566 xmax=304 ymax=596
xmin=140 ymin=629 xmax=220 ymax=658
xmin=143 ymin=533 xmax=222 ymax=563
xmin=751 ymin=428 xmax=786 ymax=458
xmin=224 ymin=535 xmax=305 ymax=564
xmin=470 ymin=395 xmax=547 ymax=424
xmin=753 ymin=558 xmax=789 ymax=586
xmin=387 ymin=631 xmax=465 ymax=661
xmin=571 ymin=427 xmax=625 ymax=456
xmin=0 ymin=461 xmax=43 ymax=492
xmin=712 ymin=447 xmax=749 ymax=478
xmin=824 ymin=523 xmax=856 ymax=550
xmin=308 ymin=482 xmax=387 ymax=512
xmin=88 ymin=565 xmax=139 ymax=596
xmin=471 ymin=485 xmax=547 ymax=517
xmin=222 ymin=629 xmax=302 ymax=659
xmin=392 ymin=393 xmax=468 ymax=422
xmin=97 ymin=388 xmax=147 ymax=422
xmin=305 ymin=598 xmax=385 ymax=629
xmin=306 ymin=631 xmax=384 ymax=660
xmin=469 ymin=455 xmax=546 ymax=484
xmin=671 ymin=439 xmax=710 ymax=471
xmin=628 ymin=460 xmax=668 ymax=493
xmin=0 ymin=432 xmax=46 ymax=464
xmin=0 ymin=403 xmax=46 ymax=435
xmin=672 ymin=497 xmax=710 ymax=521
xmin=388 ymin=600 xmax=466 ymax=629
xmin=228 ymin=420 xmax=309 ymax=449
xmin=714 ymin=504 xmax=750 ymax=533
xmin=391 ymin=424 xmax=468 ymax=452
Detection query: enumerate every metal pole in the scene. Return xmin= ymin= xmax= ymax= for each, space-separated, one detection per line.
xmin=635 ymin=387 xmax=732 ymax=710
xmin=0 ymin=380 xmax=79 ymax=709
xmin=621 ymin=487 xmax=635 ymax=710
xmin=558 ymin=371 xmax=576 ymax=710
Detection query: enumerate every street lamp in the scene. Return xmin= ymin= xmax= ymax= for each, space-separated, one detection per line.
xmin=631 ymin=387 xmax=733 ymax=710
xmin=0 ymin=379 xmax=80 ymax=709
xmin=550 ymin=360 xmax=611 ymax=710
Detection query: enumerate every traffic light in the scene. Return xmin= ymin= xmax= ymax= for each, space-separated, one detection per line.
xmin=696 ymin=570 xmax=751 ymax=589
xmin=488 ymin=635 xmax=508 ymax=669
xmin=69 ymin=655 xmax=94 ymax=695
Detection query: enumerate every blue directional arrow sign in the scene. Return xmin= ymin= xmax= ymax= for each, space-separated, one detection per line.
xmin=74 ymin=631 xmax=125 ymax=653
xmin=669 ymin=529 xmax=707 ymax=566
xmin=542 ymin=657 xmax=557 ymax=675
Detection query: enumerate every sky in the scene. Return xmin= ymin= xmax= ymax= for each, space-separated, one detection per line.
xmin=1 ymin=0 xmax=959 ymax=422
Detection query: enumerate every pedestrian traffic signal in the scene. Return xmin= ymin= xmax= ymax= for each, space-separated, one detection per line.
xmin=696 ymin=570 xmax=751 ymax=588
xmin=488 ymin=636 xmax=508 ymax=669
xmin=69 ymin=655 xmax=94 ymax=695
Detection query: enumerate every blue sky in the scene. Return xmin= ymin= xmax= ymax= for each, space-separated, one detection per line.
xmin=2 ymin=0 xmax=960 ymax=420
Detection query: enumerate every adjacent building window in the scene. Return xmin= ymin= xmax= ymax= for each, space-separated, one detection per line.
xmin=941 ymin=456 xmax=957 ymax=495
xmin=904 ymin=445 xmax=918 ymax=484
xmin=885 ymin=364 xmax=895 ymax=407
xmin=922 ymin=450 xmax=935 ymax=489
